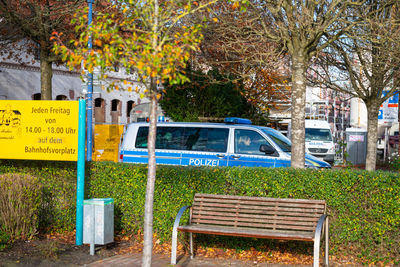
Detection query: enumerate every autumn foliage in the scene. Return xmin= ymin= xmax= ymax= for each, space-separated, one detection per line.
xmin=242 ymin=68 xmax=291 ymax=115
xmin=52 ymin=1 xmax=206 ymax=97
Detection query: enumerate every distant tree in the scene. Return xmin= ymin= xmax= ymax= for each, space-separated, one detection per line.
xmin=310 ymin=0 xmax=400 ymax=171
xmin=160 ymin=67 xmax=252 ymax=122
xmin=0 ymin=0 xmax=107 ymax=100
xmin=242 ymin=68 xmax=291 ymax=123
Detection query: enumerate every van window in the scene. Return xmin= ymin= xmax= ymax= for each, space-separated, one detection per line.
xmin=184 ymin=127 xmax=228 ymax=152
xmin=305 ymin=128 xmax=332 ymax=141
xmin=135 ymin=126 xmax=229 ymax=152
xmin=235 ymin=129 xmax=272 ymax=155
xmin=135 ymin=127 xmax=184 ymax=149
xmin=263 ymin=129 xmax=291 ymax=152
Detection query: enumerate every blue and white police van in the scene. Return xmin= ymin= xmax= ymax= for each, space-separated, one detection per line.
xmin=119 ymin=118 xmax=331 ymax=168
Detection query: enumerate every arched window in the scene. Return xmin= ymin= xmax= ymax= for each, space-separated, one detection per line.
xmin=111 ymin=99 xmax=121 ymax=124
xmin=56 ymin=95 xmax=68 ymax=100
xmin=126 ymin=100 xmax=135 ymax=123
xmin=32 ymin=93 xmax=41 ymax=100
xmin=94 ymin=98 xmax=105 ymax=123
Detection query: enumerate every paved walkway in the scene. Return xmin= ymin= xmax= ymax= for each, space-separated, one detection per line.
xmin=84 ymin=253 xmax=307 ymax=267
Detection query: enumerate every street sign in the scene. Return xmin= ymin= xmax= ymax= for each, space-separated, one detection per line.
xmin=378 ymin=91 xmax=398 ymax=122
xmin=0 ymin=100 xmax=79 ymax=161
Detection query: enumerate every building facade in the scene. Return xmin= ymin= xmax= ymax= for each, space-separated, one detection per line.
xmin=0 ymin=42 xmax=146 ymax=125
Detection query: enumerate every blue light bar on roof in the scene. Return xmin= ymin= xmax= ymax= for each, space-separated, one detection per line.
xmin=224 ymin=117 xmax=252 ymax=124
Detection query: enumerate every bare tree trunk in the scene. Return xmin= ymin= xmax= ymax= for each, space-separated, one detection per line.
xmin=142 ymin=92 xmax=158 ymax=267
xmin=365 ymin=103 xmax=379 ymax=171
xmin=40 ymin=47 xmax=53 ymax=100
xmin=290 ymin=52 xmax=307 ymax=168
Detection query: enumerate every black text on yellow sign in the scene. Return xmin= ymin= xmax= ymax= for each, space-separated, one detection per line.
xmin=0 ymin=100 xmax=79 ymax=161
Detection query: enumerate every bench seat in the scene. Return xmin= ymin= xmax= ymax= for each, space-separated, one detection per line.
xmin=178 ymin=224 xmax=314 ymax=241
xmin=171 ymin=193 xmax=329 ymax=266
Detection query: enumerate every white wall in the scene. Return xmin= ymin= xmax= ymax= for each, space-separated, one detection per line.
xmin=350 ymin=97 xmax=368 ymax=128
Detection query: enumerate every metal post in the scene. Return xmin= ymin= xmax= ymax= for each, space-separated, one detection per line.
xmin=76 ymin=99 xmax=86 ymax=245
xmin=90 ymin=205 xmax=95 ymax=255
xmin=86 ymin=0 xmax=94 ymax=161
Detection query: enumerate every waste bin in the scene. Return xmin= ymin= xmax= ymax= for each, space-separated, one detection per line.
xmin=83 ymin=198 xmax=114 ymax=254
xmin=346 ymin=128 xmax=368 ymax=165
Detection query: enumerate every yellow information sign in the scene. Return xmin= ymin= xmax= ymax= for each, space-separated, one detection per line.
xmin=0 ymin=100 xmax=79 ymax=161
xmin=93 ymin=124 xmax=124 ymax=162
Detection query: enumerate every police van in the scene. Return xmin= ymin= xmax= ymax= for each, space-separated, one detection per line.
xmin=119 ymin=118 xmax=331 ymax=168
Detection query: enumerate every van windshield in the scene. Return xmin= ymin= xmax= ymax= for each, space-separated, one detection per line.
xmin=262 ymin=129 xmax=291 ymax=152
xmin=305 ymin=128 xmax=332 ymax=142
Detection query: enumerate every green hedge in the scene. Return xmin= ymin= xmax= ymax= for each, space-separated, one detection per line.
xmin=0 ymin=160 xmax=399 ymax=263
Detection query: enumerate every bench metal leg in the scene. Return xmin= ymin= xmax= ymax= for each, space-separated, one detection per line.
xmin=325 ymin=217 xmax=329 ymax=266
xmin=171 ymin=206 xmax=190 ymax=265
xmin=171 ymin=225 xmax=178 ymax=265
xmin=190 ymin=232 xmax=193 ymax=259
xmin=314 ymin=215 xmax=328 ymax=267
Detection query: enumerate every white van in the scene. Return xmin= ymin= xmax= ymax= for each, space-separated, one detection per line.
xmin=119 ymin=118 xmax=331 ymax=168
xmin=289 ymin=120 xmax=335 ymax=164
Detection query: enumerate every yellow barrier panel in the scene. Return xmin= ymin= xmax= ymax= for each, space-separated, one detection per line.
xmin=0 ymin=100 xmax=79 ymax=161
xmin=93 ymin=124 xmax=124 ymax=162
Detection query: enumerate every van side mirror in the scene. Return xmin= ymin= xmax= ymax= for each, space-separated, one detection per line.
xmin=259 ymin=144 xmax=276 ymax=155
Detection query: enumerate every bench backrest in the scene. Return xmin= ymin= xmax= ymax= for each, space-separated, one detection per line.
xmin=191 ymin=193 xmax=326 ymax=234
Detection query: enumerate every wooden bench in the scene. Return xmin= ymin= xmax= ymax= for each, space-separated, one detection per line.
xmin=171 ymin=193 xmax=329 ymax=266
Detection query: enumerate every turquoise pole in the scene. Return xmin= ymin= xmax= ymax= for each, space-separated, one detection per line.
xmin=76 ymin=99 xmax=86 ymax=245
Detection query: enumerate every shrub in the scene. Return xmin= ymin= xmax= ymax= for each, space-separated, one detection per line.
xmin=388 ymin=153 xmax=400 ymax=171
xmin=0 ymin=226 xmax=10 ymax=250
xmin=0 ymin=173 xmax=42 ymax=240
xmin=0 ymin=160 xmax=77 ymax=233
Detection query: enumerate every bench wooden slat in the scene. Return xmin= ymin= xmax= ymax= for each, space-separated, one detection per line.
xmin=194 ymin=193 xmax=326 ymax=204
xmin=192 ymin=205 xmax=324 ymax=217
xmin=192 ymin=210 xmax=320 ymax=222
xmin=191 ymin=215 xmax=319 ymax=228
xmin=177 ymin=224 xmax=314 ymax=241
xmin=194 ymin=197 xmax=326 ymax=209
xmin=190 ymin=218 xmax=317 ymax=231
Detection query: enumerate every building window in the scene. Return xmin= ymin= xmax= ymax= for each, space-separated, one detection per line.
xmin=111 ymin=99 xmax=120 ymax=112
xmin=95 ymin=98 xmax=103 ymax=107
xmin=127 ymin=101 xmax=134 ymax=117
xmin=32 ymin=93 xmax=41 ymax=100
xmin=94 ymin=98 xmax=105 ymax=123
xmin=111 ymin=99 xmax=121 ymax=124
xmin=56 ymin=95 xmax=68 ymax=100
